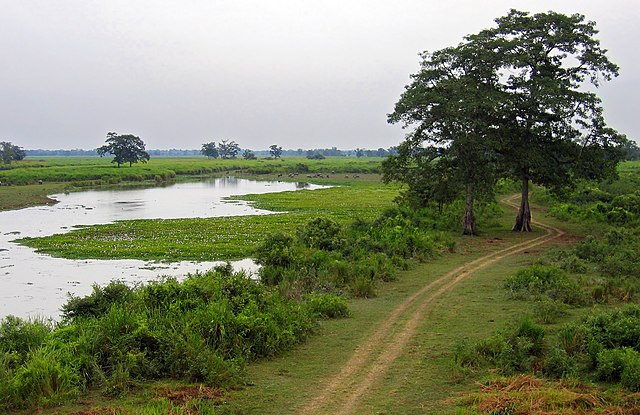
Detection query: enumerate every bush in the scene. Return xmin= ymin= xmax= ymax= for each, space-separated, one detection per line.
xmin=304 ymin=293 xmax=350 ymax=319
xmin=596 ymin=348 xmax=640 ymax=389
xmin=349 ymin=275 xmax=376 ymax=298
xmin=542 ymin=347 xmax=577 ymax=379
xmin=532 ymin=300 xmax=566 ymax=324
xmin=0 ymin=316 xmax=51 ymax=360
xmin=504 ymin=265 xmax=585 ymax=305
xmin=254 ymin=232 xmax=296 ymax=268
xmin=62 ymin=281 xmax=133 ymax=320
xmin=297 ymin=217 xmax=343 ymax=251
xmin=8 ymin=347 xmax=81 ymax=408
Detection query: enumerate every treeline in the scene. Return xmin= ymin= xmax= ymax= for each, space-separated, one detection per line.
xmin=24 ymin=147 xmax=397 ymax=158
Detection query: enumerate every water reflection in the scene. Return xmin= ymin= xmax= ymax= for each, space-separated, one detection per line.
xmin=0 ymin=178 xmax=326 ymax=320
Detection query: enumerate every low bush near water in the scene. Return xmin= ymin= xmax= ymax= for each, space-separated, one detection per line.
xmin=255 ymin=210 xmax=454 ymax=299
xmin=0 ymin=269 xmax=330 ymax=410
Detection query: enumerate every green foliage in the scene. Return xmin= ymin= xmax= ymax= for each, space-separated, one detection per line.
xmin=304 ymin=293 xmax=350 ymax=319
xmin=542 ymin=347 xmax=577 ymax=379
xmin=465 ymin=318 xmax=547 ymax=376
xmin=297 ymin=217 xmax=343 ymax=250
xmin=0 ymin=270 xmax=319 ymax=410
xmin=97 ymin=132 xmax=150 ymax=167
xmin=0 ymin=316 xmax=51 ymax=361
xmin=62 ymin=281 xmax=134 ymax=320
xmin=254 ymin=232 xmax=296 ymax=269
xmin=532 ymin=300 xmax=566 ymax=325
xmin=253 ymin=207 xmax=457 ymax=301
xmin=0 ymin=141 xmax=25 ymax=164
xmin=504 ymin=265 xmax=585 ymax=305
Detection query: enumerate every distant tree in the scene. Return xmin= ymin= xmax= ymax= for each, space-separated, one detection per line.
xmin=269 ymin=144 xmax=283 ymax=159
xmin=355 ymin=148 xmax=364 ymax=158
xmin=0 ymin=142 xmax=26 ymax=164
xmin=306 ymin=151 xmax=325 ymax=160
xmin=218 ymin=140 xmax=240 ymax=159
xmin=201 ymin=142 xmax=219 ymax=159
xmin=622 ymin=138 xmax=640 ymax=161
xmin=97 ymin=132 xmax=150 ymax=167
xmin=243 ymin=149 xmax=257 ymax=160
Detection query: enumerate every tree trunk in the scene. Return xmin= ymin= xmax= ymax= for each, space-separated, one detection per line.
xmin=463 ymin=185 xmax=476 ymax=235
xmin=513 ymin=174 xmax=532 ymax=232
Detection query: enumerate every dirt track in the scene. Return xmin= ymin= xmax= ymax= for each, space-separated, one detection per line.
xmin=297 ymin=195 xmax=565 ymax=415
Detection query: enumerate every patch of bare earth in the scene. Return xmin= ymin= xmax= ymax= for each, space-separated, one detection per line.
xmin=297 ymin=195 xmax=566 ymax=415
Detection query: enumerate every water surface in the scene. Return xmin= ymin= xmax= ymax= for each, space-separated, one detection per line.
xmin=0 ymin=178 xmax=321 ymax=320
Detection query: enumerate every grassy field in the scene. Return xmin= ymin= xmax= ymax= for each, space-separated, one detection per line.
xmin=0 ymin=156 xmax=384 ymax=186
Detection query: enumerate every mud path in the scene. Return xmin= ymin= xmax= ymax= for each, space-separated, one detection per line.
xmin=297 ymin=195 xmax=564 ymax=415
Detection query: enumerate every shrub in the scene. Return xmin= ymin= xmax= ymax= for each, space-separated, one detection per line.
xmin=596 ymin=348 xmax=640 ymax=383
xmin=305 ymin=293 xmax=350 ymax=319
xmin=532 ymin=300 xmax=566 ymax=324
xmin=254 ymin=232 xmax=296 ymax=268
xmin=504 ymin=265 xmax=584 ymax=305
xmin=542 ymin=347 xmax=577 ymax=379
xmin=349 ymin=275 xmax=376 ymax=298
xmin=297 ymin=217 xmax=343 ymax=251
xmin=9 ymin=347 xmax=81 ymax=408
xmin=0 ymin=316 xmax=51 ymax=361
xmin=62 ymin=281 xmax=133 ymax=320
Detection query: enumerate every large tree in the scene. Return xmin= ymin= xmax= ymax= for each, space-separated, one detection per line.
xmin=386 ymin=44 xmax=500 ymax=235
xmin=467 ymin=10 xmax=625 ymax=231
xmin=97 ymin=132 xmax=150 ymax=167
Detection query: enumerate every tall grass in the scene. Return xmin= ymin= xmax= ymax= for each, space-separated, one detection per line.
xmin=0 ymin=269 xmax=321 ymax=410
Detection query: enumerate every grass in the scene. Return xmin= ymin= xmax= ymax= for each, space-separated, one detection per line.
xmin=0 ymin=156 xmax=384 ymax=186
xmin=0 ymin=182 xmax=67 ymax=211
xmin=17 ymin=176 xmax=400 ymax=261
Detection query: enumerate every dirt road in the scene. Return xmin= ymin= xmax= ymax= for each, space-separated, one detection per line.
xmin=297 ymin=195 xmax=565 ymax=415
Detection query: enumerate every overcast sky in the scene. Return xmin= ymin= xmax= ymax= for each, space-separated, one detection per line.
xmin=1 ymin=1 xmax=638 ymax=150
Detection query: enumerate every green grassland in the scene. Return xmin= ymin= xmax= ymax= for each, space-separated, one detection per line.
xmin=0 ymin=156 xmax=383 ymax=186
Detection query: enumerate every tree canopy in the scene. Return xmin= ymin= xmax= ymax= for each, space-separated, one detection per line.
xmin=97 ymin=132 xmax=150 ymax=167
xmin=0 ymin=142 xmax=26 ymax=164
xmin=218 ymin=140 xmax=240 ymax=159
xmin=386 ymin=9 xmax=625 ymax=234
xmin=269 ymin=144 xmax=283 ymax=159
xmin=201 ymin=142 xmax=219 ymax=159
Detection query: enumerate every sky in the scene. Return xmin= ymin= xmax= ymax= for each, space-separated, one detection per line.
xmin=1 ymin=1 xmax=638 ymax=150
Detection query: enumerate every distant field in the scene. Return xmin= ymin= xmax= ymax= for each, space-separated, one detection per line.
xmin=0 ymin=156 xmax=384 ymax=186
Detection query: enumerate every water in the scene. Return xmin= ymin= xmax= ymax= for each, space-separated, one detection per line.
xmin=0 ymin=178 xmax=322 ymax=320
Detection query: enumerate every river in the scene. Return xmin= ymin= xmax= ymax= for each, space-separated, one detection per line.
xmin=0 ymin=178 xmax=322 ymax=320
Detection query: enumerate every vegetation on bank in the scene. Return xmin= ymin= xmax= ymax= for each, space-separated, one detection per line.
xmin=0 ymin=156 xmax=384 ymax=187
xmin=0 ymin=266 xmax=342 ymax=410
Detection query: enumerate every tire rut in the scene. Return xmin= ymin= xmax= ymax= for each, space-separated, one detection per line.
xmin=297 ymin=195 xmax=564 ymax=415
